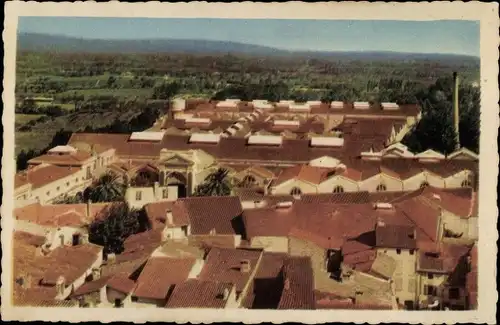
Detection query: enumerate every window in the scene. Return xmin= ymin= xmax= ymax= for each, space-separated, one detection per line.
xmin=396 ymin=248 xmax=401 ymax=255
xmin=448 ymin=288 xmax=460 ymax=300
xmin=376 ymin=184 xmax=387 ymax=192
xmin=136 ymin=191 xmax=142 ymax=201
xmin=290 ymin=187 xmax=302 ymax=196
xmin=461 ymin=180 xmax=471 ymax=188
xmin=75 ymin=178 xmax=79 ymax=183
xmin=420 ymin=181 xmax=429 ymax=188
xmin=56 ymin=186 xmax=60 ymax=191
xmin=242 ymin=175 xmax=256 ymax=186
xmin=428 ymin=274 xmax=434 ymax=280
xmin=333 ymin=185 xmax=344 ymax=193
xmin=66 ymin=182 xmax=70 ymax=187
xmin=46 ymin=191 xmax=50 ymax=196
xmin=410 ymin=249 xmax=415 ymax=255
xmin=424 ymin=285 xmax=438 ymax=296
xmin=162 ymin=189 xmax=168 ymax=199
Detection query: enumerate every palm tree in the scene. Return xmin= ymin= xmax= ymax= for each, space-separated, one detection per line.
xmin=84 ymin=172 xmax=126 ymax=203
xmin=193 ymin=168 xmax=232 ymax=197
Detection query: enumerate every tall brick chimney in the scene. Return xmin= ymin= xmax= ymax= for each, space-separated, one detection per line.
xmin=453 ymin=72 xmax=460 ymax=150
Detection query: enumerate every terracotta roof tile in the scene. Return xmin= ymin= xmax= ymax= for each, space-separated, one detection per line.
xmin=71 ymin=275 xmax=112 ymax=297
xmin=277 ymin=256 xmax=315 ymax=310
xmin=165 ymin=280 xmax=233 ymax=308
xmin=13 ymin=231 xmax=103 ymax=306
xmin=28 ymin=151 xmax=93 ymax=166
xmin=274 ymin=165 xmax=334 ymax=186
xmin=15 ymin=165 xmax=81 ymax=190
xmin=14 ymin=202 xmax=113 ymax=228
xmin=180 ymin=196 xmax=243 ymax=235
xmin=144 ymin=200 xmax=189 ymax=230
xmin=133 ymin=257 xmax=195 ymax=300
xmin=301 ymin=191 xmax=371 ymax=204
xmin=375 ymin=224 xmax=417 ymax=249
xmin=107 ymin=273 xmax=136 ymax=294
xmin=198 ymin=247 xmax=263 ymax=293
xmin=40 ymin=243 xmax=103 ymax=285
xmin=243 ymin=206 xmax=296 ymax=238
xmin=395 ymin=197 xmax=441 ymax=242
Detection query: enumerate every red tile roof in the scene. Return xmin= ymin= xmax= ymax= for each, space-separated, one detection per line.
xmin=133 ymin=257 xmax=195 ymax=300
xmin=40 ymin=243 xmax=103 ymax=285
xmin=198 ymin=247 xmax=263 ymax=293
xmin=71 ymin=275 xmax=112 ymax=297
xmin=14 ymin=202 xmax=114 ymax=228
xmin=144 ymin=200 xmax=189 ymax=230
xmin=395 ymin=197 xmax=441 ymax=243
xmin=243 ymin=206 xmax=296 ymax=238
xmin=28 ymin=151 xmax=93 ymax=167
xmin=180 ymin=196 xmax=243 ymax=235
xmin=277 ymin=256 xmax=315 ymax=310
xmin=375 ymin=224 xmax=417 ymax=250
xmin=165 ymin=280 xmax=233 ymax=308
xmin=107 ymin=273 xmax=136 ymax=294
xmin=273 ymin=165 xmax=334 ymax=186
xmin=15 ymin=164 xmax=81 ymax=190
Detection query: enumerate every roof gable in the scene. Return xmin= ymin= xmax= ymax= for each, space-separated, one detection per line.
xmin=447 ymin=148 xmax=479 ymax=161
xmin=161 ymin=154 xmax=194 ymax=166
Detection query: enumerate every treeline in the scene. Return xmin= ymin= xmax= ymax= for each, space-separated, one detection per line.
xmin=403 ymin=76 xmax=480 ymax=154
xmin=16 ymin=128 xmax=74 ymax=170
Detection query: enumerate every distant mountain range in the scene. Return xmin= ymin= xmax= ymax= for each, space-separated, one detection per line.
xmin=17 ymin=32 xmax=479 ymax=62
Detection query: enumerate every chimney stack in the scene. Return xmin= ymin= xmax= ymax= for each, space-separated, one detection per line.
xmin=166 ymin=209 xmax=174 ymax=225
xmin=86 ymin=200 xmax=92 ymax=218
xmin=453 ymin=72 xmax=460 ymax=150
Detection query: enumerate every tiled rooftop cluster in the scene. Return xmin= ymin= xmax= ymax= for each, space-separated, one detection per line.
xmin=11 ymin=97 xmax=477 ymax=311
xmin=12 ymin=183 xmax=477 ymax=309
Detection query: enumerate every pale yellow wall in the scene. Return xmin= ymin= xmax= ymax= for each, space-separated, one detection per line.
xmin=359 ymin=174 xmax=403 ymax=192
xmin=377 ymin=247 xmax=417 ymax=304
xmin=162 ymin=226 xmax=188 ymax=240
xmin=271 ymin=179 xmax=318 ymax=195
xmin=318 ymin=175 xmax=360 ymax=193
xmin=224 ymin=286 xmax=239 ymax=309
xmin=416 ymin=272 xmax=447 ymax=298
xmin=250 ymin=236 xmax=289 ymax=253
xmin=445 ymin=170 xmax=472 ymax=188
xmin=125 ymin=185 xmax=177 ymax=209
xmin=31 ymin=169 xmax=89 ymax=204
xmin=289 ymin=237 xmax=326 ymax=288
xmin=402 ymin=172 xmax=446 ymax=191
xmin=107 ymin=288 xmax=132 ymax=306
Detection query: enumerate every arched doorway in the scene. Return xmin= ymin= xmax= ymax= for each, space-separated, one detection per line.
xmin=131 ymin=167 xmax=159 ymax=187
xmin=167 ymin=172 xmax=188 ymax=198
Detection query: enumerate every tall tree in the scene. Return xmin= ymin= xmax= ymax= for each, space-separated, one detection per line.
xmin=87 ymin=203 xmax=150 ymax=254
xmin=193 ymin=168 xmax=232 ymax=197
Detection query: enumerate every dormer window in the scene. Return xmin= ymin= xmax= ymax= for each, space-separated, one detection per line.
xmin=376 ymin=184 xmax=387 ymax=192
xmin=461 ymin=179 xmax=472 ymax=188
xmin=290 ymin=187 xmax=302 ymax=196
xmin=420 ymin=181 xmax=429 ymax=188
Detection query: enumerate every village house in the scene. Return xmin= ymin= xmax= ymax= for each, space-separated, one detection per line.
xmin=13 ymin=201 xmax=114 ymax=251
xmin=15 ymin=163 xmax=90 ymax=206
xmin=13 ymin=231 xmax=104 ymax=305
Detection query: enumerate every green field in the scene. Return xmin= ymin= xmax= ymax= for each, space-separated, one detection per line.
xmin=57 ymin=88 xmax=153 ymax=99
xmin=15 ymin=131 xmax=54 ymax=155
xmin=15 ymin=114 xmax=45 ymax=124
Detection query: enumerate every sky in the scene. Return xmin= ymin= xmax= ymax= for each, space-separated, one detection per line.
xmin=18 ymin=17 xmax=480 ymax=56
